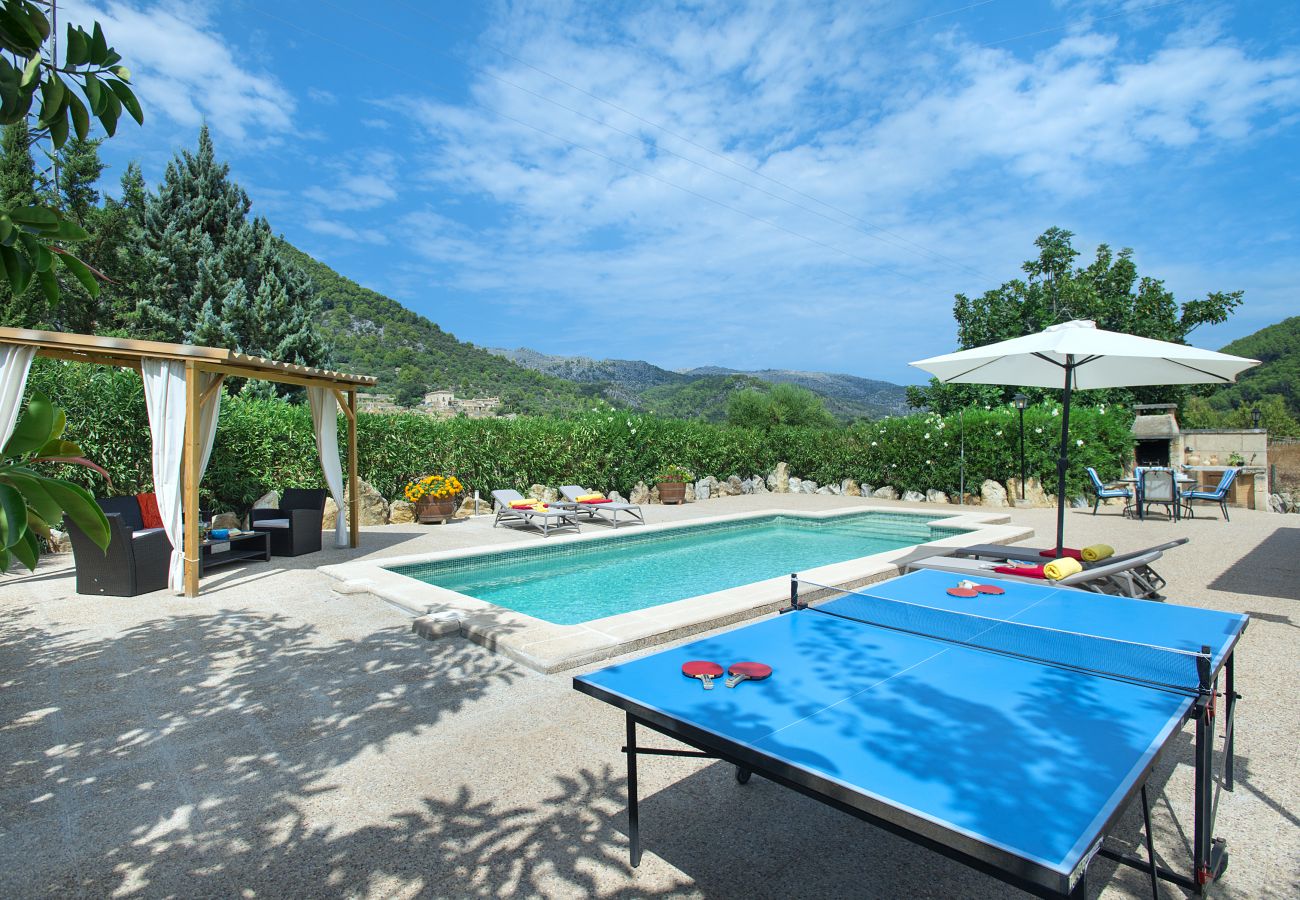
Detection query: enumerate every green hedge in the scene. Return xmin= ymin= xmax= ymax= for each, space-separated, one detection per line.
xmin=26 ymin=360 xmax=1135 ymax=511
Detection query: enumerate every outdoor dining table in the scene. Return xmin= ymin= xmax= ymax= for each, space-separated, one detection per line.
xmin=1118 ymin=473 xmax=1195 ymax=521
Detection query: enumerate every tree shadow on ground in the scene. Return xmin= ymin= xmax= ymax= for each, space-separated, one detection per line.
xmin=1207 ymin=527 xmax=1300 ymax=601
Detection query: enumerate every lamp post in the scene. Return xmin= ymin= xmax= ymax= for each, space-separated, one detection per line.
xmin=1013 ymin=393 xmax=1028 ymax=501
xmin=1252 ymin=407 xmax=1261 ymax=429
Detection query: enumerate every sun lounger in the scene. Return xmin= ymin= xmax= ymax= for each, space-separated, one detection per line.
xmin=490 ymin=490 xmax=581 ymax=537
xmin=950 ymin=538 xmax=1188 ymax=597
xmin=906 ymin=550 xmax=1169 ymax=600
xmin=558 ymin=485 xmax=645 ymax=528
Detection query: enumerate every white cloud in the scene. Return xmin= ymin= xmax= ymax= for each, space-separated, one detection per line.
xmin=303 ymin=150 xmax=401 ymax=211
xmin=66 ymin=1 xmax=294 ymax=144
xmin=304 ymin=217 xmax=390 ymax=246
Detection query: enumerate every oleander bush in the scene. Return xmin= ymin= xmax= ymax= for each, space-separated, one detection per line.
xmin=26 ymin=360 xmax=1134 ymax=512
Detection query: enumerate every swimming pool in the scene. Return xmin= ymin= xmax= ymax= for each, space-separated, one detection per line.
xmin=390 ymin=511 xmax=968 ymax=625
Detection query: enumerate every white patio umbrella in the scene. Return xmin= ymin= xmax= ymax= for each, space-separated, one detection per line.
xmin=910 ymin=320 xmax=1259 ymax=556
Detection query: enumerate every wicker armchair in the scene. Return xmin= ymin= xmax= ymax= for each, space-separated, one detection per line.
xmin=65 ymin=497 xmax=172 ymax=596
xmin=249 ymin=488 xmax=327 ymax=557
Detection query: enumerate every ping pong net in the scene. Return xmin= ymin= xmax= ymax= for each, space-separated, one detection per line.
xmin=794 ymin=578 xmax=1211 ymax=695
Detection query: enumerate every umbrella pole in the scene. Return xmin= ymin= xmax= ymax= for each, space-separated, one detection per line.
xmin=1055 ymin=359 xmax=1074 ymax=558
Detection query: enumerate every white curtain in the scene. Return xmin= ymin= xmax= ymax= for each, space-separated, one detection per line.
xmin=0 ymin=344 xmax=37 ymax=450
xmin=142 ymin=359 xmax=187 ymax=592
xmin=308 ymin=387 xmax=347 ymax=548
xmin=142 ymin=363 xmax=225 ymax=593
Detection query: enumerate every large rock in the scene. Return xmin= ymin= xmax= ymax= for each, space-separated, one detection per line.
xmin=253 ymin=490 xmax=280 ymax=510
xmin=694 ymin=479 xmax=711 ymax=501
xmin=980 ymin=479 xmax=1008 ymax=507
xmin=772 ymin=462 xmax=790 ymax=493
xmin=344 ymin=479 xmax=389 ymax=526
xmin=827 ymin=482 xmax=842 ymax=495
xmin=925 ymin=489 xmax=950 ymax=505
xmin=860 ymin=484 xmax=876 ymax=497
xmin=454 ymin=497 xmax=480 ymax=519
xmin=724 ymin=475 xmax=744 ymax=496
xmin=684 ymin=482 xmax=697 ymax=502
xmin=872 ymin=485 xmax=899 ymax=501
xmin=47 ymin=528 xmax=72 ymax=553
xmin=816 ymin=486 xmax=833 ymax=495
xmin=902 ymin=490 xmax=926 ymax=503
xmin=211 ymin=512 xmax=242 ymax=531
xmin=751 ymin=474 xmax=768 ymax=494
xmin=842 ymin=479 xmax=861 ymax=497
xmin=1006 ymin=477 xmax=1051 ymax=507
xmin=527 ymin=484 xmax=558 ymax=503
xmin=649 ymin=486 xmax=661 ymax=504
xmin=609 ymin=490 xmax=627 ymax=504
xmin=389 ymin=500 xmax=417 ymax=524
xmin=740 ymin=478 xmax=755 ymax=495
xmin=788 ymin=477 xmax=802 ymax=494
xmin=630 ymin=481 xmax=651 ymax=505
xmin=802 ymin=480 xmax=818 ymax=494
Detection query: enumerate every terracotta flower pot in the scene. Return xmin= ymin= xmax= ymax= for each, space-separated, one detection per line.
xmin=415 ymin=497 xmax=457 ymax=523
xmin=657 ymin=481 xmax=687 ymax=504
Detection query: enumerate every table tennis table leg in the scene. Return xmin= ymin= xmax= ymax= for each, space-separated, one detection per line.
xmin=625 ymin=713 xmax=642 ymax=868
xmin=1193 ymin=696 xmax=1213 ymax=893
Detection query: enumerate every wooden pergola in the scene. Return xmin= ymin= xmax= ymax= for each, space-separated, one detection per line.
xmin=0 ymin=327 xmax=377 ymax=596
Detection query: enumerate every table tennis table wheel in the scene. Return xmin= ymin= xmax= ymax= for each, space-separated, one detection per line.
xmin=735 ymin=766 xmax=752 ymax=785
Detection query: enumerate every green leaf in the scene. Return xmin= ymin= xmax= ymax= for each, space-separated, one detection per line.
xmin=83 ymin=73 xmax=102 ymax=114
xmin=10 ymin=527 xmax=38 ymax=571
xmin=68 ymin=91 xmax=89 ymax=141
xmin=50 ymin=407 xmax=66 ymax=441
xmin=25 ymin=2 xmax=50 ymax=42
xmin=54 ymin=219 xmax=89 ymax=241
xmin=90 ymin=22 xmax=108 ymax=64
xmin=3 ymin=390 xmax=55 ymax=456
xmin=0 ymin=215 xmax=11 ymax=244
xmin=23 ymin=233 xmax=52 ymax=272
xmin=0 ymin=243 xmax=32 ymax=293
xmin=36 ymin=439 xmax=82 ymax=458
xmin=0 ymin=7 xmax=42 ymax=53
xmin=57 ymin=251 xmax=98 ymax=295
xmin=36 ymin=266 xmax=57 ymax=303
xmin=20 ymin=53 xmax=40 ymax=89
xmin=0 ymin=470 xmax=61 ymax=526
xmin=107 ymin=79 xmax=142 ymax=125
xmin=98 ymin=85 xmax=119 ymax=136
xmin=38 ymin=77 xmax=65 ymax=123
xmin=38 ymin=477 xmax=109 ymax=551
xmin=0 ymin=482 xmax=27 ymax=549
xmin=65 ymin=25 xmax=89 ymax=67
xmin=8 ymin=205 xmax=57 ymax=228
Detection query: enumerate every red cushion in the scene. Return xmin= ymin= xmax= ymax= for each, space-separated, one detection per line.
xmin=137 ymin=492 xmax=164 ymax=529
xmin=994 ymin=564 xmax=1046 ymax=579
xmin=583 ymin=498 xmax=613 ymax=504
xmin=1038 ymin=547 xmax=1083 ymax=560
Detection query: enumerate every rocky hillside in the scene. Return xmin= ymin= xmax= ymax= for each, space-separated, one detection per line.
xmin=491 ymin=348 xmax=909 ymax=420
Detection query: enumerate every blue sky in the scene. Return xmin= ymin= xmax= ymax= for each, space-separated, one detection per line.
xmin=74 ymin=0 xmax=1299 ymax=384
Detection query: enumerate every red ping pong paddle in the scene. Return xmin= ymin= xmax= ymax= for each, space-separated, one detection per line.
xmin=725 ymin=661 xmax=772 ymax=689
xmin=974 ymin=584 xmax=1005 ymax=595
xmin=683 ymin=660 xmax=724 ymax=690
xmin=947 ymin=587 xmax=978 ymax=598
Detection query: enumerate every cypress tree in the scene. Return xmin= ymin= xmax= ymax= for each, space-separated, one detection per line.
xmin=138 ymin=126 xmax=327 ymax=370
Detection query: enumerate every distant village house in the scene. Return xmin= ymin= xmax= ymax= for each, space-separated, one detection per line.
xmin=358 ymin=389 xmax=501 ymax=418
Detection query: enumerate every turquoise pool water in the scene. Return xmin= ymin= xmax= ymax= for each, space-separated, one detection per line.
xmin=391 ymin=512 xmax=964 ymax=625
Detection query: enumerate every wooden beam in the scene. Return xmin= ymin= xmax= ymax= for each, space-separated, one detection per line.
xmin=183 ymin=362 xmax=202 ymax=597
xmin=332 ymin=388 xmax=355 ymax=423
xmin=348 ymin=389 xmax=359 ymax=549
xmin=198 ymin=374 xmax=226 ymax=411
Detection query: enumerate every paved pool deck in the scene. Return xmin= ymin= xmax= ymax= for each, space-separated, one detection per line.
xmin=1 ymin=493 xmax=1297 ymax=898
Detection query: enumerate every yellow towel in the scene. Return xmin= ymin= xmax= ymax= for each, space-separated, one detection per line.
xmin=1044 ymin=557 xmax=1083 ymax=581
xmin=576 ymin=492 xmax=605 ymax=502
xmin=1081 ymin=543 xmax=1114 ymax=563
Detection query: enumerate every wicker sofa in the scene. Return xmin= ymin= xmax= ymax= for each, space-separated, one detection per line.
xmin=65 ymin=496 xmax=172 ymax=596
xmin=249 ymin=488 xmax=327 ymax=557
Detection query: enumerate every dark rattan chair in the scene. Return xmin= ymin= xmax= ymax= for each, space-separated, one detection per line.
xmin=65 ymin=497 xmax=172 ymax=596
xmin=249 ymin=488 xmax=327 ymax=556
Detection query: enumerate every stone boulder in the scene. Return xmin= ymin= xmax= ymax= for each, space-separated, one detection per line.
xmin=816 ymin=486 xmax=833 ymax=495
xmin=609 ymin=491 xmax=627 ymax=503
xmin=684 ymin=482 xmax=697 ymax=502
xmin=389 ymin=500 xmax=417 ymax=524
xmin=842 ymin=479 xmax=861 ymax=497
xmin=528 ymin=484 xmax=558 ymax=503
xmin=211 ymin=512 xmax=242 ymax=531
xmin=253 ymin=490 xmax=280 ymax=510
xmin=740 ymin=478 xmax=754 ymax=494
xmin=352 ymin=480 xmax=389 ymax=525
xmin=694 ymin=479 xmax=711 ymax=501
xmin=827 ymin=482 xmax=842 ymax=495
xmin=454 ymin=497 xmax=480 ymax=519
xmin=772 ymin=462 xmax=790 ymax=493
xmin=860 ymin=484 xmax=876 ymax=497
xmin=750 ymin=474 xmax=769 ymax=494
xmin=902 ymin=490 xmax=926 ymax=503
xmin=802 ymin=480 xmax=819 ymax=494
xmin=47 ymin=528 xmax=72 ymax=553
xmin=980 ymin=479 xmax=1008 ymax=508
xmin=649 ymin=486 xmax=661 ymax=504
xmin=1006 ymin=477 xmax=1051 ymax=507
xmin=872 ymin=485 xmax=899 ymax=501
xmin=724 ymin=475 xmax=744 ymax=496
xmin=788 ymin=477 xmax=802 ymax=494
xmin=630 ymin=481 xmax=651 ymax=505
xmin=925 ymin=489 xmax=950 ymax=505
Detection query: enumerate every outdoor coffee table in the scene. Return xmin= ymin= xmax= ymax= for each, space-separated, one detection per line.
xmin=200 ymin=530 xmax=271 ymax=574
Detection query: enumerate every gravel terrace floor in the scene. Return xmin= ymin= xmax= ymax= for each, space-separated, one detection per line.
xmin=1 ymin=494 xmax=1297 ymax=899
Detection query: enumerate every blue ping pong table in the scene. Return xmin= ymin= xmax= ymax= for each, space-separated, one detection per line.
xmin=573 ymin=568 xmax=1247 ymax=899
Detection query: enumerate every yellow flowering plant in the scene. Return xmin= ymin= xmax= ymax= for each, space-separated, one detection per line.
xmin=403 ymin=474 xmax=463 ymax=503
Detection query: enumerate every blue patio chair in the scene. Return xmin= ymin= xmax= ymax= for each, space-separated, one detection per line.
xmin=1181 ymin=468 xmax=1239 ymax=521
xmin=1086 ymin=467 xmax=1131 ymax=515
